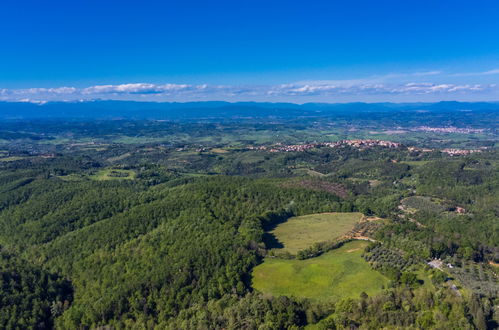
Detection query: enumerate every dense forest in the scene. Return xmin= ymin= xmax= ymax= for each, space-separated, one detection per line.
xmin=0 ymin=117 xmax=497 ymax=329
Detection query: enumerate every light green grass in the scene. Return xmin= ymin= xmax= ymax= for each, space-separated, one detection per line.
xmin=306 ymin=169 xmax=326 ymax=177
xmin=252 ymin=240 xmax=389 ymax=301
xmin=106 ymin=152 xmax=132 ymax=163
xmin=89 ymin=169 xmax=136 ymax=181
xmin=57 ymin=174 xmax=85 ymax=181
xmin=210 ymin=148 xmax=229 ymax=154
xmin=0 ymin=156 xmax=27 ymax=162
xmin=271 ymin=212 xmax=362 ymax=254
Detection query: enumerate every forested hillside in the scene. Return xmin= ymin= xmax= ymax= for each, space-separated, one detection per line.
xmin=0 ymin=120 xmax=497 ymax=329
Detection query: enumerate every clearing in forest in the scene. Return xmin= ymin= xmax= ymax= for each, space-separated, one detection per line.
xmin=270 ymin=212 xmax=363 ymax=254
xmin=252 ymin=240 xmax=389 ymax=301
xmin=89 ymin=169 xmax=136 ymax=181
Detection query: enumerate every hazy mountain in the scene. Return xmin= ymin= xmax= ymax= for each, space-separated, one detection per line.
xmin=1 ymin=100 xmax=498 ymax=120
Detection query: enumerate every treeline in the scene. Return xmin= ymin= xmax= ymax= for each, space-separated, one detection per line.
xmin=162 ymin=287 xmax=495 ymax=330
xmin=313 ymin=287 xmax=495 ymax=330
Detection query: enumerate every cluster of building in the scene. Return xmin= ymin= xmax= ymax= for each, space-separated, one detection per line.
xmin=245 ymin=140 xmax=488 ymax=157
xmin=341 ymin=139 xmax=401 ymax=148
xmin=247 ymin=143 xmax=323 ymax=152
xmin=246 ymin=145 xmax=271 ymax=151
xmin=246 ymin=139 xmax=402 ymax=152
xmin=427 ymin=259 xmax=454 ymax=270
xmin=408 ymin=146 xmax=485 ymax=156
xmin=413 ymin=126 xmax=485 ymax=134
xmin=267 ymin=144 xmax=320 ymax=152
xmin=407 ymin=146 xmax=433 ymax=153
xmin=441 ymin=148 xmax=482 ymax=156
xmin=40 ymin=153 xmax=56 ymax=158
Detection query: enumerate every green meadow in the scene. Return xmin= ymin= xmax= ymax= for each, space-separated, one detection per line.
xmin=0 ymin=156 xmax=28 ymax=162
xmin=270 ymin=212 xmax=362 ymax=254
xmin=253 ymin=212 xmax=388 ymax=301
xmin=252 ymin=240 xmax=389 ymax=301
xmin=89 ymin=169 xmax=136 ymax=181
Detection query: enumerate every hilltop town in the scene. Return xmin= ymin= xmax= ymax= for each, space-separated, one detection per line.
xmin=246 ymin=139 xmax=483 ymax=155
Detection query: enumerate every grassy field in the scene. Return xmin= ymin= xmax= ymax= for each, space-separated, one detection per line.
xmin=210 ymin=148 xmax=229 ymax=154
xmin=0 ymin=156 xmax=28 ymax=162
xmin=89 ymin=169 xmax=136 ymax=181
xmin=270 ymin=212 xmax=363 ymax=254
xmin=252 ymin=240 xmax=389 ymax=301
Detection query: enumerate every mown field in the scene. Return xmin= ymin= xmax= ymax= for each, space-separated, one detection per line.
xmin=252 ymin=240 xmax=389 ymax=301
xmin=270 ymin=212 xmax=363 ymax=254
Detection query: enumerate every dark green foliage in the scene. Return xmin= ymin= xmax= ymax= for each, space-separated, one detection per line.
xmin=162 ymin=293 xmax=333 ymax=329
xmin=0 ymin=249 xmax=72 ymax=329
xmin=0 ymin=171 xmax=342 ymax=328
xmin=314 ymin=287 xmax=481 ymax=329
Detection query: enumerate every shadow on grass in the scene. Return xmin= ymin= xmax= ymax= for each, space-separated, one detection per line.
xmin=262 ymin=233 xmax=284 ymax=249
xmin=261 ymin=210 xmax=293 ymax=231
xmin=260 ymin=210 xmax=292 ymax=250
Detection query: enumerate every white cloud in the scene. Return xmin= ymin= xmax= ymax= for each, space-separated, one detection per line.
xmin=482 ymin=69 xmax=499 ymax=75
xmin=13 ymin=87 xmax=77 ymax=95
xmin=450 ymin=68 xmax=499 ymax=77
xmin=412 ymin=71 xmax=442 ymax=76
xmin=389 ymin=83 xmax=489 ymax=94
xmin=82 ymin=83 xmax=193 ymax=94
xmin=17 ymin=98 xmax=48 ymax=104
xmin=266 ymin=81 xmax=497 ymax=97
xmin=0 ymin=78 xmax=497 ymax=103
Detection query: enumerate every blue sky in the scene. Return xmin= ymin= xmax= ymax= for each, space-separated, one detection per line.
xmin=1 ymin=0 xmax=499 ymax=102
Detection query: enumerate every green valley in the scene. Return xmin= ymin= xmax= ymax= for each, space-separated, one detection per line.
xmin=253 ymin=240 xmax=389 ymax=301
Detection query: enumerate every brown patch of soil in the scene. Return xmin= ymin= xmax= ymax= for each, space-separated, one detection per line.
xmin=489 ymin=261 xmax=499 ymax=268
xmin=361 ymin=216 xmax=382 ymax=222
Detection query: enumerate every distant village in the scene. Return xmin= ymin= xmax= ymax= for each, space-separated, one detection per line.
xmin=412 ymin=126 xmax=485 ymax=134
xmin=246 ymin=139 xmax=483 ymax=156
xmin=247 ymin=139 xmax=401 ymax=152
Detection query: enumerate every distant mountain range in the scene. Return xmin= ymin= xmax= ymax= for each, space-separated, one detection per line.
xmin=1 ymin=100 xmax=498 ymax=120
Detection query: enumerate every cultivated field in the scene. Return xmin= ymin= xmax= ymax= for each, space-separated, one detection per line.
xmin=270 ymin=212 xmax=363 ymax=254
xmin=252 ymin=240 xmax=389 ymax=301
